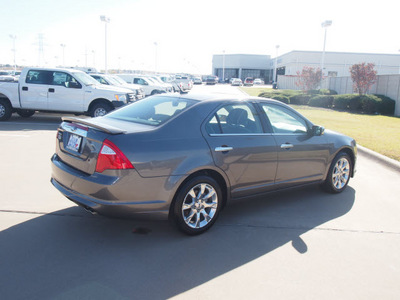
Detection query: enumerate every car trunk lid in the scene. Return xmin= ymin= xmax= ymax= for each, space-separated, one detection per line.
xmin=56 ymin=117 xmax=126 ymax=175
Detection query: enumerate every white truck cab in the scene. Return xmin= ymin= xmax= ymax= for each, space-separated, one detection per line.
xmin=0 ymin=67 xmax=135 ymax=121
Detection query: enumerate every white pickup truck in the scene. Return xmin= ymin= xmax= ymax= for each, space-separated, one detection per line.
xmin=0 ymin=67 xmax=136 ymax=121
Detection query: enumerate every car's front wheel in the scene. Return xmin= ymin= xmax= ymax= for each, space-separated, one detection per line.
xmin=172 ymin=176 xmax=222 ymax=235
xmin=323 ymin=152 xmax=352 ymax=193
xmin=90 ymin=102 xmax=112 ymax=118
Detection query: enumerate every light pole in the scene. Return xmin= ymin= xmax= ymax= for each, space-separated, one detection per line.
xmin=60 ymin=44 xmax=66 ymax=67
xmin=100 ymin=15 xmax=110 ymax=73
xmin=274 ymin=45 xmax=280 ymax=84
xmin=154 ymin=42 xmax=158 ymax=73
xmin=92 ymin=50 xmax=96 ymax=68
xmin=9 ymin=35 xmax=16 ymax=73
xmin=222 ymin=50 xmax=225 ymax=84
xmin=321 ymin=20 xmax=332 ymax=85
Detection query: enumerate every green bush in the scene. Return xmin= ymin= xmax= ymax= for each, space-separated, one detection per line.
xmin=289 ymin=94 xmax=311 ymax=105
xmin=269 ymin=95 xmax=290 ymax=104
xmin=333 ymin=94 xmax=384 ymax=114
xmin=308 ymin=89 xmax=338 ymax=95
xmin=333 ymin=95 xmax=351 ymax=110
xmin=374 ymin=94 xmax=396 ymax=115
xmin=309 ymin=95 xmax=334 ymax=108
xmin=360 ymin=95 xmax=381 ymax=114
xmin=348 ymin=96 xmax=363 ymax=111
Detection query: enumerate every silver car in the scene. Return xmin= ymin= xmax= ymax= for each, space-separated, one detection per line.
xmin=51 ymin=93 xmax=357 ymax=235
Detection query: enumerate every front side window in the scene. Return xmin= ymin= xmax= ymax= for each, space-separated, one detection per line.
xmin=107 ymin=96 xmax=196 ymax=126
xmin=206 ymin=103 xmax=263 ymax=134
xmin=262 ymin=104 xmax=308 ymax=134
xmin=52 ymin=72 xmax=82 ymax=88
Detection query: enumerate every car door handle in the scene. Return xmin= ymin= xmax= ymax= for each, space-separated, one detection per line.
xmin=215 ymin=146 xmax=233 ymax=152
xmin=280 ymin=143 xmax=294 ymax=149
xmin=22 ymin=86 xmax=28 ymax=91
xmin=49 ymin=88 xmax=55 ymax=93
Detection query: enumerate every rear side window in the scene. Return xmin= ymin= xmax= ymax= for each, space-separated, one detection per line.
xmin=26 ymin=70 xmax=52 ymax=84
xmin=107 ymin=96 xmax=196 ymax=126
xmin=206 ymin=103 xmax=263 ymax=134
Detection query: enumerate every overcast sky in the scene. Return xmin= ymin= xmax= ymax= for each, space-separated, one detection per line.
xmin=1 ymin=0 xmax=399 ymax=74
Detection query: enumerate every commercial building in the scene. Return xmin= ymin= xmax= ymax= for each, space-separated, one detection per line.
xmin=212 ymin=54 xmax=272 ymax=83
xmin=275 ymin=50 xmax=400 ymax=78
xmin=212 ymin=51 xmax=400 ymax=83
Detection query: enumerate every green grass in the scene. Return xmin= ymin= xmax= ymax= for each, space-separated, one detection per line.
xmin=240 ymin=87 xmax=400 ymax=161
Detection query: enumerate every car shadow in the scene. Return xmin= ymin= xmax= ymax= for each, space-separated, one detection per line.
xmin=0 ymin=185 xmax=355 ymax=299
xmin=0 ymin=113 xmax=78 ymax=131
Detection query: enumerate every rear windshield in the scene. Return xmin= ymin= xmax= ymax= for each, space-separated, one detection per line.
xmin=106 ymin=96 xmax=197 ymax=126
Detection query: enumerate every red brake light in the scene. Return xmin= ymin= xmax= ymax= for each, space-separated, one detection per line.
xmin=95 ymin=139 xmax=134 ymax=173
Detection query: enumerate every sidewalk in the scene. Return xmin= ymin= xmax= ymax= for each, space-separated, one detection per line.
xmin=358 ymin=145 xmax=400 ymax=172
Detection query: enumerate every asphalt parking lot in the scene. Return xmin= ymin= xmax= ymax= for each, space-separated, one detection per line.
xmin=1 ymin=85 xmax=400 ymax=300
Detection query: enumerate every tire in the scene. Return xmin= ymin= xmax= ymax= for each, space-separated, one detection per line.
xmin=89 ymin=102 xmax=112 ymax=118
xmin=323 ymin=152 xmax=352 ymax=193
xmin=172 ymin=176 xmax=222 ymax=235
xmin=16 ymin=109 xmax=35 ymax=118
xmin=0 ymin=99 xmax=12 ymax=121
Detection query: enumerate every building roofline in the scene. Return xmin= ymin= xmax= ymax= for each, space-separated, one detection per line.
xmin=279 ymin=50 xmax=400 ymax=58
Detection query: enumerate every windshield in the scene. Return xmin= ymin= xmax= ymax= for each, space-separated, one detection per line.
xmin=106 ymin=96 xmax=197 ymax=126
xmin=111 ymin=76 xmax=128 ymax=85
xmin=105 ymin=75 xmax=125 ymax=86
xmin=143 ymin=77 xmax=158 ymax=85
xmin=72 ymin=72 xmax=100 ymax=86
xmin=150 ymin=77 xmax=164 ymax=84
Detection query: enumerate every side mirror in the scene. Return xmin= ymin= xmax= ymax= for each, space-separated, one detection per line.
xmin=311 ymin=125 xmax=325 ymax=136
xmin=68 ymin=81 xmax=81 ymax=89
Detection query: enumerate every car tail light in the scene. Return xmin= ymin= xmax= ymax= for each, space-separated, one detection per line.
xmin=95 ymin=139 xmax=134 ymax=173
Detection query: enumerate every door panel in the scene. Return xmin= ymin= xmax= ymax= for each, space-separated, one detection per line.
xmin=261 ymin=103 xmax=330 ymax=187
xmin=203 ymin=102 xmax=278 ymax=198
xmin=47 ymin=72 xmax=85 ymax=112
xmin=20 ymin=70 xmax=51 ymax=109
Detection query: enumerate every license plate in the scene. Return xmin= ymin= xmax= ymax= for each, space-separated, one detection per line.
xmin=66 ymin=134 xmax=82 ymax=152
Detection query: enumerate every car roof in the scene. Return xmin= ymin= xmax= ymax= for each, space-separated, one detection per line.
xmin=156 ymin=92 xmax=283 ymax=105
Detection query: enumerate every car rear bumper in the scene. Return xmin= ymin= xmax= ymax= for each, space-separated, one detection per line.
xmin=51 ymin=154 xmax=174 ymax=219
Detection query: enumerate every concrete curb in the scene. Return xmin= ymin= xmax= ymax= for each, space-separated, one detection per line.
xmin=357 ymin=145 xmax=400 ymax=172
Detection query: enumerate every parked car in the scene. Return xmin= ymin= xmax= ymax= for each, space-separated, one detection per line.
xmin=205 ymin=75 xmax=218 ymax=85
xmin=244 ymin=77 xmax=254 ymax=86
xmin=0 ymin=67 xmax=136 ymax=120
xmin=231 ymin=78 xmax=243 ymax=86
xmin=147 ymin=76 xmax=174 ymax=93
xmin=174 ymin=75 xmax=193 ymax=91
xmin=51 ymin=93 xmax=357 ymax=235
xmin=90 ymin=74 xmax=145 ymax=101
xmin=117 ymin=74 xmax=168 ymax=96
xmin=254 ymin=78 xmax=265 ymax=85
xmin=193 ymin=77 xmax=202 ymax=85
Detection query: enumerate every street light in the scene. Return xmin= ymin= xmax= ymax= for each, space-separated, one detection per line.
xmin=100 ymin=15 xmax=110 ymax=73
xmin=9 ymin=35 xmax=16 ymax=73
xmin=60 ymin=43 xmax=66 ymax=67
xmin=222 ymin=50 xmax=225 ymax=84
xmin=154 ymin=42 xmax=158 ymax=72
xmin=274 ymin=45 xmax=280 ymax=84
xmin=321 ymin=20 xmax=332 ymax=82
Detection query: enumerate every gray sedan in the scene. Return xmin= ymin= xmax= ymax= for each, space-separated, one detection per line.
xmin=51 ymin=93 xmax=357 ymax=235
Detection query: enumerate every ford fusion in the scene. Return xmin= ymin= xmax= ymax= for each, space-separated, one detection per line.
xmin=51 ymin=93 xmax=357 ymax=235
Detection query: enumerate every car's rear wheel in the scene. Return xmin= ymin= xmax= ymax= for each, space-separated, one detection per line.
xmin=0 ymin=99 xmax=12 ymax=121
xmin=172 ymin=176 xmax=222 ymax=235
xmin=323 ymin=152 xmax=352 ymax=193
